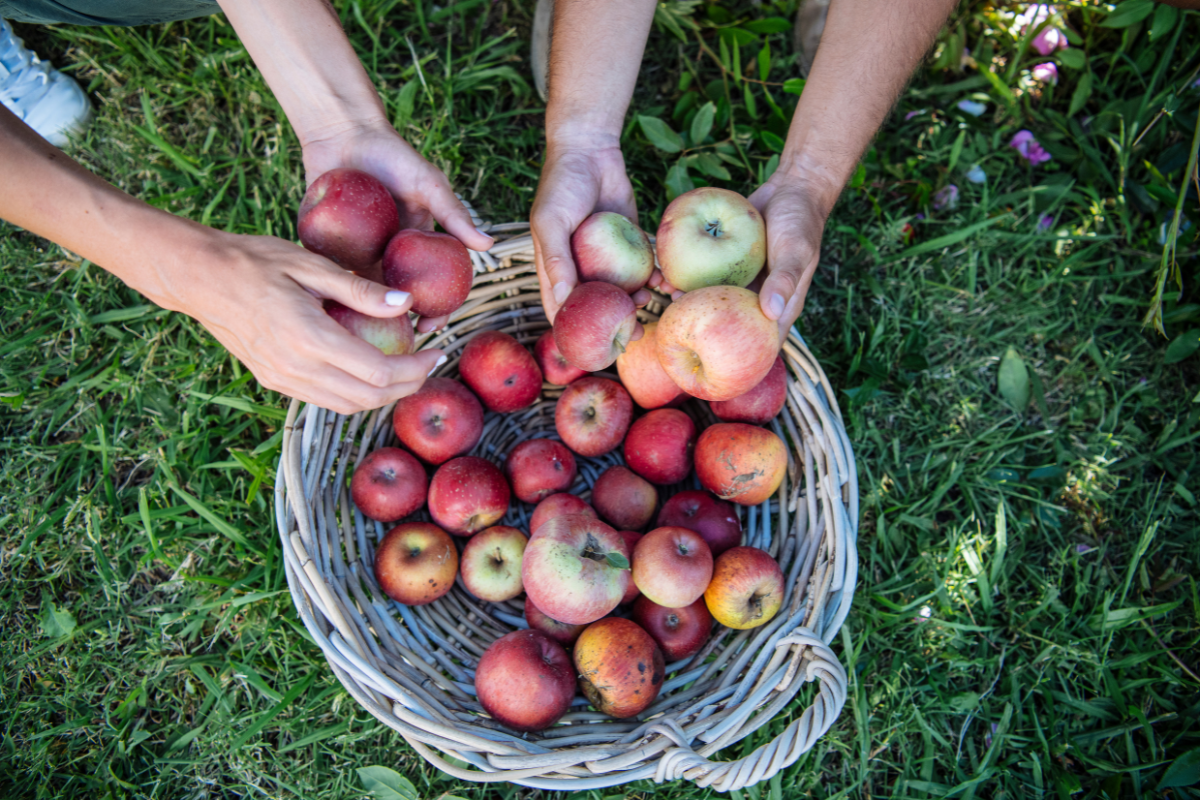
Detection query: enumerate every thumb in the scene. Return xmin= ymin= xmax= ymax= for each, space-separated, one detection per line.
xmin=758 ymin=235 xmax=816 ymax=339
xmin=532 ymin=213 xmax=580 ymax=323
xmin=298 ymin=257 xmax=414 ymax=318
xmin=425 ymin=180 xmax=495 ymax=252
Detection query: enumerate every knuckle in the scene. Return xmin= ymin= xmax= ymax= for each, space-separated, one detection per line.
xmin=363 ymin=365 xmax=394 ymax=389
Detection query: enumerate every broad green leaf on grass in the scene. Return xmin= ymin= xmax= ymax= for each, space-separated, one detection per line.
xmin=695 ymin=152 xmax=731 ymax=180
xmin=1164 ymin=329 xmax=1200 ymax=363
xmin=744 ymin=83 xmax=758 ymax=118
xmin=761 ymin=130 xmax=785 ymax=154
xmin=1149 ymin=3 xmax=1178 ymax=39
xmin=718 ymin=27 xmax=758 ymax=47
xmin=1058 ymin=48 xmax=1086 ymax=70
xmin=1087 ymin=600 xmax=1183 ymax=631
xmin=849 ymin=162 xmax=867 ymax=189
xmin=782 ymin=78 xmax=806 ymax=96
xmin=394 ymin=79 xmax=419 ymax=126
xmin=357 ymin=766 xmax=418 ymax=800
xmin=1069 ymin=72 xmax=1093 ymax=117
xmin=998 ymin=348 xmax=1031 ymax=410
xmin=758 ymin=41 xmax=771 ymax=82
xmin=884 ymin=213 xmax=1010 ymax=262
xmin=949 ymin=692 xmax=980 ymax=713
xmin=743 ymin=16 xmax=791 ymax=34
xmin=1159 ymin=748 xmax=1200 ymax=789
xmin=665 ymin=161 xmax=694 ymax=200
xmin=41 ymin=594 xmax=77 ymax=638
xmin=1100 ymin=0 xmax=1155 ymax=28
xmin=637 ymin=116 xmax=684 ymax=153
xmin=690 ymin=101 xmax=715 ymax=145
xmin=947 ymin=130 xmax=966 ymax=172
xmin=88 ymin=305 xmax=156 ymax=325
xmin=654 ymin=0 xmax=701 ymax=42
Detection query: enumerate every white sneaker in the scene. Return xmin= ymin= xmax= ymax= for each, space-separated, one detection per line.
xmin=0 ymin=18 xmax=92 ymax=147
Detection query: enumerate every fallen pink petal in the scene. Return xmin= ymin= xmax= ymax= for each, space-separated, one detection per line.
xmin=1032 ymin=62 xmax=1058 ymax=84
xmin=933 ymin=184 xmax=959 ymax=211
xmin=1032 ymin=26 xmax=1069 ymax=56
xmin=1010 ymin=130 xmax=1052 ymax=166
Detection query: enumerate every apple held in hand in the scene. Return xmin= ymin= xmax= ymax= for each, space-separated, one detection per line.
xmin=298 ymin=168 xmax=400 ymax=271
xmin=657 ymin=490 xmax=742 ymax=556
xmin=704 ymin=546 xmax=785 ymax=630
xmin=460 ymin=525 xmax=528 ymax=603
xmin=554 ymin=377 xmax=633 ymax=457
xmin=573 ymin=617 xmax=664 ymax=718
xmin=623 ymin=408 xmax=696 ymax=486
xmin=529 ymin=493 xmax=596 ymax=534
xmin=351 ymin=447 xmax=427 ymax=522
xmin=427 ymin=455 xmax=511 ymax=536
xmin=392 ymin=377 xmax=483 ymax=465
xmin=374 ymin=521 xmax=457 ymax=605
xmin=632 ymin=595 xmax=713 ymax=661
xmin=382 ymin=229 xmax=473 ymax=318
xmin=655 ymin=187 xmax=766 ymax=292
xmin=524 ymin=598 xmax=587 ymax=646
xmin=553 ymin=282 xmax=638 ymax=372
xmin=655 ymin=286 xmax=781 ymax=402
xmin=615 ymin=321 xmax=684 ymax=410
xmin=325 ymin=301 xmax=414 ymax=356
xmin=694 ymin=423 xmax=787 ymax=506
xmin=534 ymin=330 xmax=587 ymax=387
xmin=505 ymin=438 xmax=577 ymax=504
xmin=632 ymin=526 xmax=713 ymax=609
xmin=591 ymin=466 xmax=657 ymax=532
xmin=710 ymin=355 xmax=788 ymax=424
xmin=459 ymin=330 xmax=543 ymax=413
xmin=476 ymin=629 xmax=575 ymax=732
xmin=522 ymin=513 xmax=631 ymax=625
xmin=571 ymin=211 xmax=655 ymax=293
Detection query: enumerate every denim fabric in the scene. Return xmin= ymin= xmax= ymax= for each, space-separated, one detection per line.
xmin=0 ymin=0 xmax=220 ymax=26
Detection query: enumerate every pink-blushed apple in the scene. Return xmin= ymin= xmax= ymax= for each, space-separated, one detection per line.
xmin=657 ymin=490 xmax=742 ymax=556
xmin=655 ymin=286 xmax=781 ymax=401
xmin=350 ymin=447 xmax=427 ymax=522
xmin=298 ymin=168 xmax=400 ymax=271
xmin=623 ymin=408 xmax=696 ymax=485
xmin=534 ymin=330 xmax=587 ymax=386
xmin=505 ymin=439 xmax=577 ymax=504
xmin=524 ymin=597 xmax=588 ymax=646
xmin=458 ymin=330 xmax=543 ymax=413
xmin=632 ymin=526 xmax=713 ymax=609
xmin=570 ymin=211 xmax=655 ymax=293
xmin=591 ymin=466 xmax=657 ymax=531
xmin=392 ymin=377 xmax=484 ymax=465
xmin=694 ymin=423 xmax=787 ymax=506
xmin=324 ymin=301 xmax=414 ymax=356
xmin=427 ymin=455 xmax=511 ymax=536
xmin=573 ymin=617 xmax=664 ymax=718
xmin=529 ymin=493 xmax=596 ymax=535
xmin=382 ymin=229 xmax=473 ymax=318
xmin=710 ymin=354 xmax=788 ymax=424
xmin=460 ymin=525 xmax=528 ymax=602
xmin=554 ymin=377 xmax=633 ymax=457
xmin=552 ymin=282 xmax=638 ymax=372
xmin=654 ymin=187 xmax=766 ymax=292
xmin=475 ymin=629 xmax=575 ymax=732
xmin=632 ymin=595 xmax=713 ymax=661
xmin=374 ymin=521 xmax=457 ymax=605
xmin=615 ymin=321 xmax=685 ymax=409
xmin=703 ymin=545 xmax=785 ymax=630
xmin=618 ymin=530 xmax=643 ymax=604
xmin=521 ymin=513 xmax=631 ymax=625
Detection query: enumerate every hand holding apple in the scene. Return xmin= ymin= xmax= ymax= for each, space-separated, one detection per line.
xmin=325 ymin=301 xmax=414 ymax=356
xmin=298 ymin=168 xmax=400 ymax=271
xmin=655 ymin=187 xmax=766 ymax=292
xmin=571 ymin=211 xmax=654 ymax=293
xmin=382 ymin=229 xmax=473 ymax=318
xmin=552 ymin=282 xmax=639 ymax=372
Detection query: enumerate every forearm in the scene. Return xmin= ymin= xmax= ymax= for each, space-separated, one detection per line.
xmin=779 ymin=0 xmax=958 ymax=208
xmin=545 ymin=0 xmax=657 ymax=148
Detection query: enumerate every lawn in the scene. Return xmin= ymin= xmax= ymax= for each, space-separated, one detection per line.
xmin=2 ymin=1 xmax=1199 ymax=798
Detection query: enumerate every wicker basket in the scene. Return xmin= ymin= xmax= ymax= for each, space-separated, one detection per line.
xmin=273 ymin=209 xmax=859 ymax=792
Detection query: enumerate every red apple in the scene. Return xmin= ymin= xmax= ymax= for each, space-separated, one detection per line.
xmin=534 ymin=330 xmax=587 ymax=386
xmin=554 ymin=377 xmax=633 ymax=457
xmin=655 ymin=187 xmax=766 ymax=292
xmin=552 ymin=282 xmax=638 ymax=371
xmin=374 ymin=521 xmax=457 ymax=605
xmin=382 ymin=229 xmax=473 ymax=318
xmin=524 ymin=598 xmax=587 ymax=646
xmin=591 ymin=466 xmax=657 ymax=531
xmin=632 ymin=596 xmax=713 ymax=661
xmin=618 ymin=530 xmax=643 ymax=604
xmin=350 ymin=447 xmax=427 ymax=522
xmin=623 ymin=408 xmax=696 ymax=485
xmin=694 ymin=423 xmax=787 ymax=506
xmin=298 ymin=168 xmax=400 ymax=271
xmin=392 ymin=377 xmax=484 ymax=465
xmin=657 ymin=490 xmax=742 ymax=556
xmin=427 ymin=456 xmax=511 ymax=536
xmin=529 ymin=493 xmax=596 ymax=534
xmin=632 ymin=526 xmax=713 ymax=609
xmin=570 ymin=211 xmax=655 ymax=293
xmin=505 ymin=439 xmax=577 ymax=504
xmin=704 ymin=546 xmax=785 ymax=630
xmin=710 ymin=355 xmax=788 ymax=424
xmin=521 ymin=513 xmax=631 ymax=625
xmin=655 ymin=286 xmax=781 ymax=402
xmin=573 ymin=617 xmax=664 ymax=718
xmin=460 ymin=525 xmax=528 ymax=602
xmin=459 ymin=330 xmax=543 ymax=413
xmin=324 ymin=301 xmax=414 ymax=356
xmin=615 ymin=320 xmax=685 ymax=409
xmin=476 ymin=629 xmax=575 ymax=732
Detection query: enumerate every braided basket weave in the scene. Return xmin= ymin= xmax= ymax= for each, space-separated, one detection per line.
xmin=273 ymin=208 xmax=859 ymax=792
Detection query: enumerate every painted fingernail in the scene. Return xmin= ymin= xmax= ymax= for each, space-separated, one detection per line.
xmin=553 ymin=282 xmax=571 ymax=306
xmin=767 ymin=293 xmax=785 ymax=318
xmin=385 ymin=290 xmax=411 ymax=307
xmin=428 ymin=354 xmax=448 ymax=376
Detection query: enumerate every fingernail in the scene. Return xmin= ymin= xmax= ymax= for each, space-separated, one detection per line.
xmin=428 ymin=354 xmax=448 ymax=376
xmin=475 ymin=226 xmax=493 ymax=240
xmin=385 ymin=290 xmax=411 ymax=307
xmin=553 ymin=282 xmax=571 ymax=305
xmin=768 ymin=293 xmax=785 ymax=318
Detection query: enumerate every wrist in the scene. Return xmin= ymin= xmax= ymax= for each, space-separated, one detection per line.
xmin=772 ymin=150 xmax=847 ymax=216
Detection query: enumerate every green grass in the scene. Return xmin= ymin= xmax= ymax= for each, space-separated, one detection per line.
xmin=2 ymin=1 xmax=1199 ymax=798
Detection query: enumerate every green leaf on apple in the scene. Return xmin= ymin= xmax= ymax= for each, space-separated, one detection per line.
xmin=605 ymin=552 xmax=631 ymax=571
xmin=638 ymin=115 xmax=685 ymax=153
xmin=357 ymin=766 xmax=418 ymax=800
